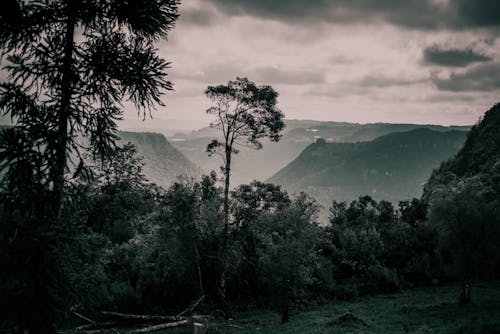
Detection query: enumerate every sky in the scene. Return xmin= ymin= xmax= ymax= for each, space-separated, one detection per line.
xmin=125 ymin=1 xmax=498 ymax=126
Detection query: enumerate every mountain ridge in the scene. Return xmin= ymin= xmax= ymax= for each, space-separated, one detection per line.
xmin=117 ymin=131 xmax=201 ymax=188
xmin=268 ymin=128 xmax=467 ymax=213
xmin=171 ymin=120 xmax=470 ymax=186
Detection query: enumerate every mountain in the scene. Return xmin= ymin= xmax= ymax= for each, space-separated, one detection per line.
xmin=0 ymin=126 xmax=200 ymax=188
xmin=268 ymin=128 xmax=467 ymax=212
xmin=117 ymin=118 xmax=207 ymax=137
xmin=423 ymin=103 xmax=500 ymax=200
xmin=118 ymin=131 xmax=201 ymax=188
xmin=170 ymin=120 xmax=470 ymax=186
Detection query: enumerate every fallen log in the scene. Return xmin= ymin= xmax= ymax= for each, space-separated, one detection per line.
xmin=75 ymin=322 xmax=118 ymax=331
xmin=176 ymin=295 xmax=205 ymax=318
xmin=101 ymin=294 xmax=205 ymax=324
xmin=128 ymin=320 xmax=189 ymax=333
xmin=73 ymin=312 xmax=96 ymax=325
xmin=100 ymin=311 xmax=180 ymax=323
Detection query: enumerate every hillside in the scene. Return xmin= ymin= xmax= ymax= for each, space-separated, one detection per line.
xmin=117 ymin=131 xmax=201 ymax=188
xmin=171 ymin=121 xmax=469 ymax=186
xmin=269 ymin=128 xmax=467 ymax=209
xmin=423 ymin=103 xmax=500 ymax=200
xmin=0 ymin=126 xmax=200 ymax=188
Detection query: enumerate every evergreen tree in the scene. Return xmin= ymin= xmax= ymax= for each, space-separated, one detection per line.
xmin=0 ymin=1 xmax=179 ymax=332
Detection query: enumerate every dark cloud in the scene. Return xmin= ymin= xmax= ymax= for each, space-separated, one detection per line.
xmin=179 ymin=6 xmax=220 ymax=27
xmin=206 ymin=0 xmax=500 ymax=31
xmin=356 ymin=75 xmax=427 ymax=88
xmin=252 ymin=66 xmax=325 ymax=85
xmin=207 ymin=0 xmax=440 ymax=29
xmin=423 ymin=45 xmax=492 ymax=67
xmin=424 ymin=93 xmax=480 ymax=103
xmin=453 ymin=0 xmax=500 ymax=28
xmin=433 ymin=61 xmax=500 ymax=91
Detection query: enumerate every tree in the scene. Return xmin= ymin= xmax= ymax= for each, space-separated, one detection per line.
xmin=0 ymin=0 xmax=179 ymax=220
xmin=429 ymin=180 xmax=500 ymax=304
xmin=204 ymin=77 xmax=285 ymax=297
xmin=0 ymin=1 xmax=179 ymax=332
xmin=257 ymin=193 xmax=321 ymax=322
xmin=230 ymin=182 xmax=291 ymax=300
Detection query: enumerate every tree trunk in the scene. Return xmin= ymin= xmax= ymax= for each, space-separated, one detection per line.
xmin=23 ymin=12 xmax=75 ymax=334
xmin=219 ymin=148 xmax=231 ymax=301
xmin=49 ymin=13 xmax=75 ymax=218
xmin=459 ymin=281 xmax=471 ymax=305
xmin=194 ymin=243 xmax=204 ymax=295
xmin=281 ymin=283 xmax=291 ymax=323
xmin=223 ymin=148 xmax=231 ymax=232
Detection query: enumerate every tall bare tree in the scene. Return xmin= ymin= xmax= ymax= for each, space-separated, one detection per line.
xmin=205 ymin=77 xmax=285 ymax=297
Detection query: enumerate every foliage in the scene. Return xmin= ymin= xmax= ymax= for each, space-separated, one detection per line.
xmin=429 ymin=179 xmax=500 ymax=281
xmin=325 ymin=196 xmax=439 ymax=297
xmin=256 ymin=193 xmax=322 ymax=322
xmin=0 ymin=1 xmax=179 ymax=331
xmin=205 ymin=77 xmax=285 ymax=157
xmin=0 ymin=0 xmax=179 ymax=215
xmin=204 ymin=77 xmax=285 ymax=300
xmin=229 ymin=182 xmax=323 ymax=320
xmin=424 ymin=103 xmax=500 ymax=302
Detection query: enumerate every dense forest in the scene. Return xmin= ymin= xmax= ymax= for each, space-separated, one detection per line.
xmin=1 ymin=1 xmax=500 ymax=333
xmin=2 ymin=103 xmax=500 ymax=332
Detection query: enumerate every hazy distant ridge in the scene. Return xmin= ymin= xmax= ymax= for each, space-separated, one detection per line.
xmin=269 ymin=128 xmax=467 ymax=207
xmin=118 ymin=131 xmax=201 ymax=187
xmin=170 ymin=120 xmax=470 ymax=186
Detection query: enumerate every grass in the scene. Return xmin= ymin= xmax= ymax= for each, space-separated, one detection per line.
xmin=191 ymin=282 xmax=500 ymax=334
xmin=63 ymin=282 xmax=500 ymax=333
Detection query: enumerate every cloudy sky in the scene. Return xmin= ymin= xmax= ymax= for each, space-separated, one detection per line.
xmin=128 ymin=0 xmax=500 ymax=127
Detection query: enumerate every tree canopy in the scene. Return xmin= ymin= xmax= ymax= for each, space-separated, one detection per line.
xmin=0 ymin=0 xmax=179 ymax=218
xmin=0 ymin=1 xmax=179 ymax=332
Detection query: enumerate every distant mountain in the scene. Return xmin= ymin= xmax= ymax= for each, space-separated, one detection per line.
xmin=118 ymin=131 xmax=201 ymax=188
xmin=0 ymin=126 xmax=200 ymax=188
xmin=171 ymin=120 xmax=470 ymax=186
xmin=423 ymin=103 xmax=500 ymax=200
xmin=268 ymin=128 xmax=467 ymax=213
xmin=118 ymin=118 xmax=208 ymax=136
xmin=282 ymin=120 xmax=469 ymax=143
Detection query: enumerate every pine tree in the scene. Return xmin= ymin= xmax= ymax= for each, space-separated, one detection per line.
xmin=0 ymin=1 xmax=179 ymax=332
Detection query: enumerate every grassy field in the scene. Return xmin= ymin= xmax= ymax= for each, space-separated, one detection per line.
xmin=191 ymin=282 xmax=500 ymax=334
xmin=64 ymin=282 xmax=500 ymax=333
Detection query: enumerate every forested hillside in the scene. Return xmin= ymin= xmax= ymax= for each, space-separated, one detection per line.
xmin=424 ymin=103 xmax=500 ymax=199
xmin=269 ymin=128 xmax=467 ymax=209
xmin=423 ymin=103 xmax=500 ymax=283
xmin=171 ymin=121 xmax=469 ymax=186
xmin=1 ymin=0 xmax=498 ymax=331
xmin=118 ymin=131 xmax=200 ymax=187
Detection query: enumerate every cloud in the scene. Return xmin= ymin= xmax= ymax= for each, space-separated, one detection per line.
xmin=432 ymin=61 xmax=500 ymax=91
xmin=356 ymin=75 xmax=428 ymax=88
xmin=171 ymin=61 xmax=249 ymax=84
xmin=179 ymin=6 xmax=220 ymax=27
xmin=452 ymin=0 xmax=500 ymax=28
xmin=207 ymin=0 xmax=441 ymax=29
xmin=252 ymin=66 xmax=325 ymax=85
xmin=423 ymin=45 xmax=492 ymax=67
xmin=205 ymin=0 xmax=500 ymax=31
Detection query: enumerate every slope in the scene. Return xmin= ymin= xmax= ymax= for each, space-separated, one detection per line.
xmin=269 ymin=128 xmax=467 ymax=206
xmin=423 ymin=103 xmax=500 ymax=200
xmin=171 ymin=121 xmax=469 ymax=186
xmin=118 ymin=131 xmax=201 ymax=188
